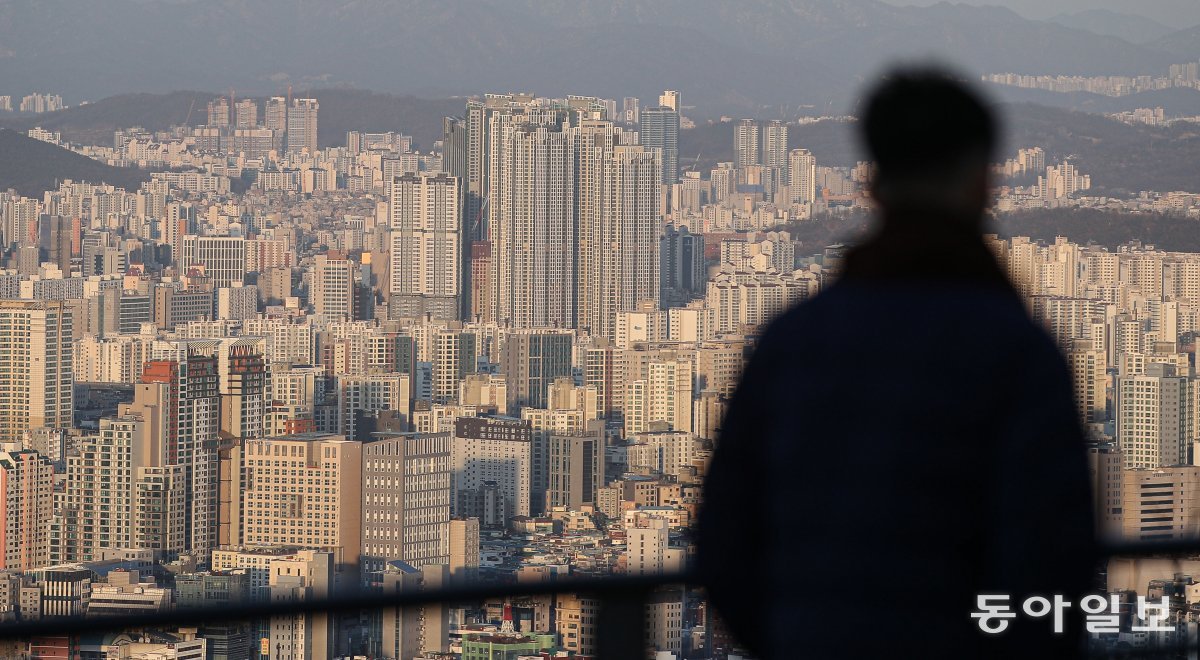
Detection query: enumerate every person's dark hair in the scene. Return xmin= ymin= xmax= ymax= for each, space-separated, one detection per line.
xmin=863 ymin=68 xmax=997 ymax=213
xmin=864 ymin=68 xmax=996 ymax=175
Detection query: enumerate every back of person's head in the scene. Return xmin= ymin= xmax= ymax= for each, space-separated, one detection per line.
xmin=863 ymin=68 xmax=997 ymax=216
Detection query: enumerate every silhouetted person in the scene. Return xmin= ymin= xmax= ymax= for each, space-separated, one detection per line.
xmin=698 ymin=70 xmax=1095 ymax=659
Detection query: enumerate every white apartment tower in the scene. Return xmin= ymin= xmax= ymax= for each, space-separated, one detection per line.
xmin=389 ymin=172 xmax=462 ymax=320
xmin=762 ymin=120 xmax=788 ymax=183
xmin=286 ymin=98 xmax=319 ymax=154
xmin=788 ymin=149 xmax=817 ymax=205
xmin=1116 ymin=363 xmax=1191 ymax=469
xmin=312 ymin=254 xmax=356 ymax=319
xmin=572 ymin=121 xmax=661 ymax=339
xmin=487 ymin=119 xmax=576 ymax=329
xmin=451 ymin=417 xmax=532 ymax=525
xmin=734 ymin=119 xmax=760 ymax=168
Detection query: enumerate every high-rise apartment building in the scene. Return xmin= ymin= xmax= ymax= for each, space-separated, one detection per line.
xmin=1067 ymin=340 xmax=1108 ymax=425
xmin=488 ymin=120 xmax=576 ymax=328
xmin=0 ymin=450 xmax=53 ymax=571
xmin=234 ymin=99 xmax=258 ymax=129
xmin=788 ymin=148 xmax=817 ymax=205
xmin=336 ymin=373 xmax=411 ymax=441
xmin=572 ymin=121 xmax=661 ymax=339
xmin=660 ymin=226 xmax=705 ymax=308
xmin=136 ymin=350 xmax=221 ymax=554
xmin=312 ymin=254 xmax=356 ymax=318
xmin=361 ymin=432 xmax=451 ymax=575
xmin=286 ymin=98 xmax=319 ymax=154
xmin=388 ymin=172 xmax=462 ymax=320
xmin=180 ymin=235 xmax=247 ymax=288
xmin=546 ymin=423 xmax=604 ymax=511
xmin=622 ymin=97 xmax=640 ymax=124
xmin=1116 ymin=362 xmax=1191 ymax=469
xmin=0 ymin=300 xmax=73 ymax=444
xmin=763 ymin=120 xmax=788 ymax=183
xmin=432 ymin=331 xmax=476 ymax=404
xmin=625 ymin=358 xmax=694 ymax=436
xmin=241 ymin=435 xmax=363 ymax=584
xmin=639 ymin=107 xmax=679 ymax=185
xmin=265 ymin=96 xmax=288 ymax=151
xmin=206 ymin=98 xmax=230 ymax=128
xmin=502 ymin=333 xmax=573 ymax=411
xmin=59 ymin=416 xmax=187 ymax=562
xmin=658 ymin=90 xmax=680 ymax=112
xmin=734 ymin=119 xmax=760 ymax=168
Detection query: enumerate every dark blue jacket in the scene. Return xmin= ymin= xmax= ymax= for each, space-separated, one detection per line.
xmin=698 ymin=223 xmax=1095 ymax=659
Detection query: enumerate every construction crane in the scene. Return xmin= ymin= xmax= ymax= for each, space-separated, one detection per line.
xmin=183 ymin=97 xmax=197 ymax=126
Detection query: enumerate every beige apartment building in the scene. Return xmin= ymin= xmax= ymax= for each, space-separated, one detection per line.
xmin=0 ymin=300 xmax=73 ymax=444
xmin=240 ymin=435 xmax=362 ymax=588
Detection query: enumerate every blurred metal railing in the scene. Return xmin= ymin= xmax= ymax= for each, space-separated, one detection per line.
xmin=0 ymin=570 xmax=695 ymax=659
xmin=4 ymin=541 xmax=1200 ymax=658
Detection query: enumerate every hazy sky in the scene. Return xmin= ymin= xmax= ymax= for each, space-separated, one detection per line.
xmin=881 ymin=0 xmax=1200 ymax=28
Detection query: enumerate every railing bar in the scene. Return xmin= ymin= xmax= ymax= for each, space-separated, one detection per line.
xmin=0 ymin=571 xmax=694 ymax=640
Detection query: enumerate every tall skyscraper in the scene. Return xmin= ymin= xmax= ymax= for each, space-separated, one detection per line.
xmin=763 ymin=120 xmax=788 ymax=182
xmin=388 ymin=173 xmax=462 ymax=320
xmin=639 ymin=107 xmax=680 ymax=185
xmin=287 ymin=98 xmax=319 ymax=154
xmin=788 ymin=148 xmax=817 ymax=205
xmin=734 ymin=119 xmax=761 ymax=168
xmin=0 ymin=300 xmax=73 ymax=444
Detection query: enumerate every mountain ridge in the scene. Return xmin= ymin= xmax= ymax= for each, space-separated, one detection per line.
xmin=0 ymin=0 xmax=1181 ymax=115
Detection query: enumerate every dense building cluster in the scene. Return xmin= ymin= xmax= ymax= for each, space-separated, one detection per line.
xmin=0 ymin=89 xmax=839 ymax=659
xmin=983 ymin=58 xmax=1200 ymax=96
